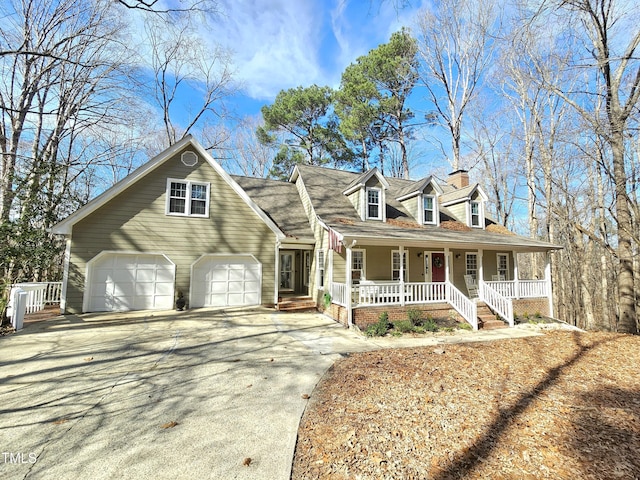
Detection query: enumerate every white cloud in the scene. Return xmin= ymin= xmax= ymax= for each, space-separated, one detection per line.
xmin=213 ymin=0 xmax=325 ymax=100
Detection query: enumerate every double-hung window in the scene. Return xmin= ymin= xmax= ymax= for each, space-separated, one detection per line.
xmin=392 ymin=250 xmax=408 ymax=281
xmin=497 ymin=253 xmax=509 ymax=280
xmin=466 ymin=253 xmax=478 ymax=281
xmin=166 ymin=179 xmax=209 ymax=217
xmin=470 ymin=201 xmax=481 ymax=227
xmin=423 ymin=195 xmax=436 ymax=224
xmin=352 ymin=249 xmax=365 ymax=284
xmin=366 ymin=187 xmax=382 ymax=220
xmin=317 ymin=250 xmax=325 ymax=289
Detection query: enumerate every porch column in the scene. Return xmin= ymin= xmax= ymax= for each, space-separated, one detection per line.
xmin=399 ymin=245 xmax=405 ymax=306
xmin=478 ymin=249 xmax=484 ymax=298
xmin=346 ymin=245 xmax=353 ymax=328
xmin=274 ymin=241 xmax=281 ymax=305
xmin=444 ymin=247 xmax=450 ymax=283
xmin=545 ymin=252 xmax=554 ymax=317
xmin=513 ymin=252 xmax=520 ymax=299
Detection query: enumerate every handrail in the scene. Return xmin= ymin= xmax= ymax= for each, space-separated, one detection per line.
xmin=446 ymin=282 xmax=478 ymax=330
xmin=481 ymin=281 xmax=514 ymax=326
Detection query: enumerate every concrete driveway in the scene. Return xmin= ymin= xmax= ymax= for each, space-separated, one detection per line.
xmin=0 ymin=308 xmax=544 ymax=479
xmin=0 ymin=307 xmax=376 ymax=480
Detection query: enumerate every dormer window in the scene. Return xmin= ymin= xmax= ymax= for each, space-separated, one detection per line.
xmin=367 ymin=187 xmax=382 ymax=220
xmin=423 ymin=195 xmax=436 ymax=224
xmin=470 ymin=201 xmax=481 ymax=227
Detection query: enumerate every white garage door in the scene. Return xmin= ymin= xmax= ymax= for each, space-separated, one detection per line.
xmin=191 ymin=255 xmax=261 ymax=308
xmin=86 ymin=253 xmax=175 ymax=312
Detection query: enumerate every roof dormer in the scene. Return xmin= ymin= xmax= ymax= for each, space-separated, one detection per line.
xmin=441 ymin=184 xmax=489 ymax=229
xmin=343 ymin=168 xmax=389 ymax=221
xmin=396 ymin=176 xmax=444 ymax=226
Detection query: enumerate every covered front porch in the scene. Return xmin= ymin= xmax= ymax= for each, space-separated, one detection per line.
xmin=326 ymin=243 xmax=554 ymax=331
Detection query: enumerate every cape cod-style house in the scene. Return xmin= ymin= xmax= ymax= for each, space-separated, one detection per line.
xmin=52 ymin=136 xmax=560 ymax=330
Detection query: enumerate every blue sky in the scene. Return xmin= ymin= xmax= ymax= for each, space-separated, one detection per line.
xmin=210 ymin=0 xmax=426 ymax=114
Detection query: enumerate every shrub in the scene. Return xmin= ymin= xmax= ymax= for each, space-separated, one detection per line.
xmin=406 ymin=308 xmax=422 ymax=326
xmin=393 ymin=320 xmax=414 ymax=333
xmin=423 ymin=318 xmax=439 ymax=332
xmin=365 ymin=311 xmax=390 ymax=337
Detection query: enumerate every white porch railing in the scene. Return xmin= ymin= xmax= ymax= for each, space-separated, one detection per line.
xmin=354 ymin=281 xmax=447 ymax=307
xmin=330 ymin=281 xmax=478 ymax=330
xmin=330 ymin=282 xmax=348 ymax=307
xmin=481 ymin=282 xmax=514 ymax=326
xmin=445 ymin=282 xmax=478 ymax=330
xmin=7 ymin=282 xmax=62 ymax=314
xmin=484 ymin=279 xmax=548 ymax=299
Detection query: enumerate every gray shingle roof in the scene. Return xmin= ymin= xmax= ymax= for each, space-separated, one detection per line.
xmin=232 ymin=175 xmax=313 ymax=240
xmin=295 ymin=164 xmax=560 ymax=251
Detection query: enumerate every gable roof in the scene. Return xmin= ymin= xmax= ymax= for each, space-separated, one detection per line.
xmin=395 ymin=176 xmax=444 ymax=201
xmin=342 ymin=167 xmax=390 ymax=195
xmin=440 ymin=183 xmax=488 ymax=205
xmin=294 ymin=164 xmax=560 ymax=251
xmin=51 ymin=136 xmax=285 ymax=239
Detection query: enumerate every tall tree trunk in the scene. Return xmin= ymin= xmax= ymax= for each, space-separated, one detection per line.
xmin=611 ymin=131 xmax=638 ymax=333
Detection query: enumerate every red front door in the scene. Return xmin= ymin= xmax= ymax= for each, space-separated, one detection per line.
xmin=432 ymin=253 xmax=446 ymax=282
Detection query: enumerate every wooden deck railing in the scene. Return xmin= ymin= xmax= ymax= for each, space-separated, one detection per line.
xmin=480 ymin=282 xmax=514 ymax=326
xmin=8 ymin=282 xmax=62 ymax=314
xmin=484 ymin=280 xmax=548 ymax=299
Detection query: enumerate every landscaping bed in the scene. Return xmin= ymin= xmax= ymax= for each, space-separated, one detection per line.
xmin=292 ymin=331 xmax=640 ymax=479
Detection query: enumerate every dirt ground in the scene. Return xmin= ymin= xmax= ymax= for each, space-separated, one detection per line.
xmin=292 ymin=331 xmax=640 ymax=479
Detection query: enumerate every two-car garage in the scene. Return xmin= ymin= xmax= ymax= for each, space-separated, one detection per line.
xmin=85 ymin=252 xmax=261 ymax=312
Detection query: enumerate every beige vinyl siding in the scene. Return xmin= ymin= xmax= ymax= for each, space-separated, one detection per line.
xmin=294 ymin=175 xmax=328 ymax=303
xmin=482 ymin=250 xmax=513 ymax=280
xmin=346 ymin=190 xmax=361 ymax=216
xmin=400 ymin=197 xmax=420 ymax=223
xmin=66 ymin=146 xmax=277 ymax=312
xmin=447 ymin=202 xmax=467 ymax=224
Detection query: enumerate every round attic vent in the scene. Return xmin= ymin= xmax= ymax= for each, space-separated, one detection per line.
xmin=181 ymin=151 xmax=198 ymax=167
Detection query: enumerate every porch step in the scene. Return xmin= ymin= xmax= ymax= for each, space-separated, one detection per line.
xmin=277 ymin=297 xmax=317 ymax=312
xmin=476 ymin=302 xmax=508 ymax=330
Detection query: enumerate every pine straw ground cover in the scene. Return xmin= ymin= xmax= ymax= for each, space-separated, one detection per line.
xmin=292 ymin=331 xmax=640 ymax=479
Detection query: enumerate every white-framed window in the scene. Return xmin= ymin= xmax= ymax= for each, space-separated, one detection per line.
xmin=366 ymin=187 xmax=382 ymax=220
xmin=166 ymin=179 xmax=210 ymax=217
xmin=423 ymin=195 xmax=436 ymax=224
xmin=352 ymin=249 xmax=366 ymax=284
xmin=303 ymin=251 xmax=311 ymax=287
xmin=391 ymin=250 xmax=408 ymax=281
xmin=470 ymin=201 xmax=482 ymax=227
xmin=317 ymin=249 xmax=325 ymax=289
xmin=497 ymin=253 xmax=509 ymax=280
xmin=466 ymin=253 xmax=478 ymax=280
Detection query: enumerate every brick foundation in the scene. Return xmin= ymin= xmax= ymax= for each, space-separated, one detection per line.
xmin=353 ymin=303 xmax=462 ymax=330
xmin=322 ymin=303 xmax=349 ymax=327
xmin=512 ymin=298 xmax=550 ymax=318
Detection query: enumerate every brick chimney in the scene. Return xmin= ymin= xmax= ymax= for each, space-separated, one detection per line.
xmin=447 ymin=170 xmax=469 ymax=189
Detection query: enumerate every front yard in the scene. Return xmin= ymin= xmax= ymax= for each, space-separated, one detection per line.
xmin=292 ymin=331 xmax=640 ymax=479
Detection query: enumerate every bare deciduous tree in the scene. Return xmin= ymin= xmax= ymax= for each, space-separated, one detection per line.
xmin=416 ymin=0 xmax=499 ymax=171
